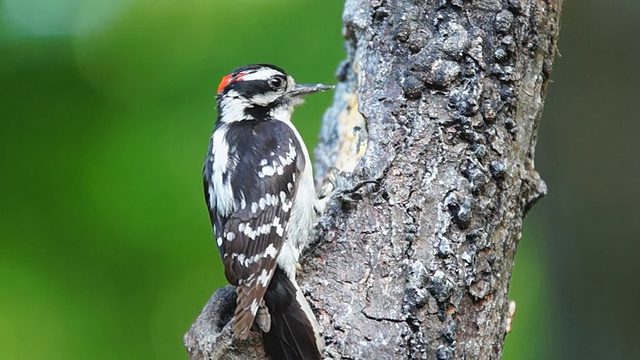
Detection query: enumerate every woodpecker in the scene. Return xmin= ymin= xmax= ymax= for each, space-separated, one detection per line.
xmin=203 ymin=64 xmax=332 ymax=360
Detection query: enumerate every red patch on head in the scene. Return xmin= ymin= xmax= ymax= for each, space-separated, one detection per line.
xmin=217 ymin=72 xmax=244 ymax=94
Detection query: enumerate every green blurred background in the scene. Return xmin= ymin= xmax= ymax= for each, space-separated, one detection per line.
xmin=0 ymin=1 xmax=637 ymax=359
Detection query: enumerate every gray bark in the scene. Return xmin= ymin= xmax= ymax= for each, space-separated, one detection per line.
xmin=184 ymin=0 xmax=562 ymax=359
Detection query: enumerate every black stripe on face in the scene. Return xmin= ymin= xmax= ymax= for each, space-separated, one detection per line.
xmin=245 ymin=105 xmax=272 ymax=121
xmin=228 ymin=79 xmax=274 ymax=99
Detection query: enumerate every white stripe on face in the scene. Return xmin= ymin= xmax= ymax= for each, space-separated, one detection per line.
xmin=239 ymin=68 xmax=283 ymax=82
xmin=250 ymin=92 xmax=280 ymax=106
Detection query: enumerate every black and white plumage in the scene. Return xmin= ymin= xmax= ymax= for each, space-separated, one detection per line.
xmin=203 ymin=64 xmax=331 ymax=359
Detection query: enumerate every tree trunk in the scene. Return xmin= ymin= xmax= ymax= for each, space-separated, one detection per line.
xmin=184 ymin=0 xmax=562 ymax=359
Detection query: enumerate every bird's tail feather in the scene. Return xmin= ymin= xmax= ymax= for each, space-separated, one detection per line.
xmin=261 ymin=267 xmax=323 ymax=360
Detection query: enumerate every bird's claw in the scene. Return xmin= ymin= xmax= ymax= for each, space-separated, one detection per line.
xmin=327 ymin=169 xmax=379 ymax=203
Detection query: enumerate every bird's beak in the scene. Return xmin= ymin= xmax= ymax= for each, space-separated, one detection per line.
xmin=288 ymin=83 xmax=334 ymax=97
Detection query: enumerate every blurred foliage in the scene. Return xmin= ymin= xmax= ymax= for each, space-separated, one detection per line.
xmin=0 ymin=1 xmax=343 ymax=359
xmin=530 ymin=1 xmax=640 ymax=359
xmin=1 ymin=0 xmax=637 ymax=359
xmin=502 ymin=226 xmax=553 ymax=360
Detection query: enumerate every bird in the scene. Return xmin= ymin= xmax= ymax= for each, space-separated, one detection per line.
xmin=203 ymin=64 xmax=332 ymax=359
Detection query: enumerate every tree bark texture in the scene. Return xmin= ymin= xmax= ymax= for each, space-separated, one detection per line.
xmin=184 ymin=0 xmax=562 ymax=359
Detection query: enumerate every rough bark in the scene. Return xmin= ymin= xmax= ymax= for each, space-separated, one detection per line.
xmin=184 ymin=0 xmax=562 ymax=359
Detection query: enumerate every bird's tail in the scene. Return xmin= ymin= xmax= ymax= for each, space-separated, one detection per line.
xmin=261 ymin=267 xmax=324 ymax=360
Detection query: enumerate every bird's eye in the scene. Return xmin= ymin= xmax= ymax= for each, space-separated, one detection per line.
xmin=268 ymin=76 xmax=286 ymax=90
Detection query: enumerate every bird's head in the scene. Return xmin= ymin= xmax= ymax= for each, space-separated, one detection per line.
xmin=215 ymin=64 xmax=333 ymax=123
